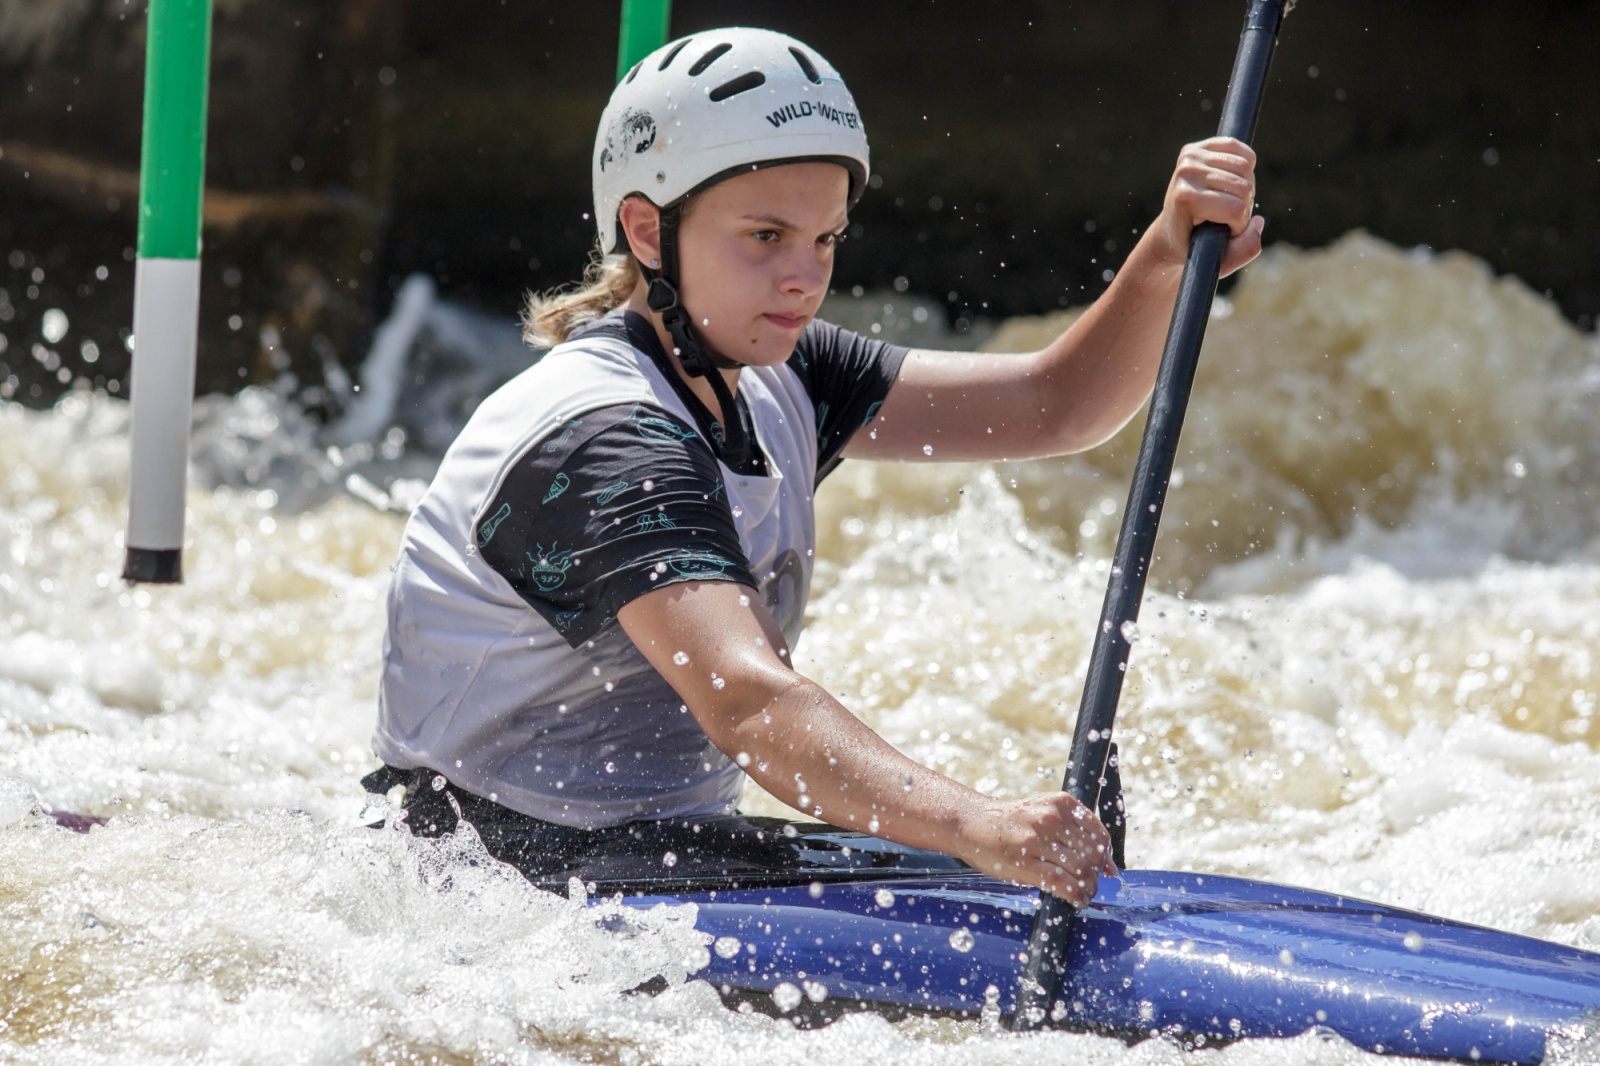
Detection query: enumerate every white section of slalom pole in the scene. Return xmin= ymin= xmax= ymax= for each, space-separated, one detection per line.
xmin=125 ymin=259 xmax=202 ymax=565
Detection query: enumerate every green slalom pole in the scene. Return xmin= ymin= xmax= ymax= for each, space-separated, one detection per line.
xmin=123 ymin=0 xmax=214 ymax=584
xmin=616 ymin=0 xmax=672 ymax=81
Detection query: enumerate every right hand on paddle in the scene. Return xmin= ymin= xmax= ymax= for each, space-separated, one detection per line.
xmin=1152 ymin=134 xmax=1264 ymax=279
xmin=955 ymin=793 xmax=1116 ymax=908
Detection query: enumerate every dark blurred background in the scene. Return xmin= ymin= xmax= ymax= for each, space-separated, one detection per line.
xmin=2 ymin=0 xmax=1597 ymax=413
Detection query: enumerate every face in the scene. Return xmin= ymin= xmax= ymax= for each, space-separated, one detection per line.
xmin=672 ymin=162 xmax=851 ymax=367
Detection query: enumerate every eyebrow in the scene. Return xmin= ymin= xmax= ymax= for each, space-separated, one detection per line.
xmin=741 ymin=212 xmax=849 ymax=232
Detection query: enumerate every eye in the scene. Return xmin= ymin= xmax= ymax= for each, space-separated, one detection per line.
xmin=752 ymin=229 xmax=781 ymax=244
xmin=819 ymin=228 xmax=848 ymax=249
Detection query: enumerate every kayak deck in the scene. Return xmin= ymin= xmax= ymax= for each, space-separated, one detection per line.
xmin=621 ymin=867 xmax=1600 ymax=1063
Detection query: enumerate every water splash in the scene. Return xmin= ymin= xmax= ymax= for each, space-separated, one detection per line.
xmin=2 ymin=234 xmax=1598 ymax=1063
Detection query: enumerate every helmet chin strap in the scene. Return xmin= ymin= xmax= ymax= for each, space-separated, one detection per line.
xmin=643 ymin=204 xmax=751 ymax=467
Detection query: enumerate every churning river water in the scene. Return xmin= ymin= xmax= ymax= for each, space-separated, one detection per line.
xmin=3 ymin=233 xmax=1599 ymax=1064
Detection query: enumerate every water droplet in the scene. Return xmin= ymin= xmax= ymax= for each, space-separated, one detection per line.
xmin=922 ymin=444 xmax=934 ymax=456
xmin=1279 ymin=949 xmax=1295 ymax=965
xmin=714 ymin=936 xmax=741 ymax=958
xmin=902 ymin=773 xmax=914 ymax=791
xmin=735 ymin=751 xmax=751 ymax=767
xmin=712 ymin=676 xmax=726 ymax=690
xmin=867 ymin=816 xmax=880 ymax=833
xmin=808 ymin=881 xmax=824 ymax=898
xmin=430 ymin=775 xmax=446 ymax=792
xmin=803 ymin=980 xmax=829 ymax=1003
xmin=1120 ymin=620 xmax=1141 ymax=644
xmin=662 ymin=851 xmax=678 ymax=867
xmin=875 ymin=888 xmax=896 ymax=908
xmin=672 ymin=651 xmax=690 ymax=665
xmin=948 ymin=927 xmax=975 ymax=952
xmin=731 ymin=505 xmax=744 ymax=517
xmin=771 ymin=982 xmax=802 ymax=1012
xmin=1403 ymin=932 xmax=1424 ymax=952
xmin=41 ymin=308 xmax=69 ymax=344
xmin=604 ymin=761 xmax=616 ymax=773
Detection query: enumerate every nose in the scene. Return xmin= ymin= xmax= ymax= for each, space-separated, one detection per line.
xmin=779 ymin=243 xmax=831 ymax=301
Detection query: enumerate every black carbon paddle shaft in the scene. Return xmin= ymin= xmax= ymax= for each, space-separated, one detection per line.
xmin=1011 ymin=0 xmax=1289 ymax=1031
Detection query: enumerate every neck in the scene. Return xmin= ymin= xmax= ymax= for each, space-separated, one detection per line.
xmin=623 ymin=288 xmax=741 ymax=422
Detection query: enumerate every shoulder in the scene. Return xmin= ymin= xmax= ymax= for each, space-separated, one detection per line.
xmin=788 ymin=318 xmax=909 ymax=379
xmin=789 ymin=317 xmax=846 ymax=373
xmin=462 ymin=314 xmax=675 ymax=465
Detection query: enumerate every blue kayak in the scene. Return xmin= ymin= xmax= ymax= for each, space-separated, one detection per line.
xmin=612 ymin=831 xmax=1600 ymax=1064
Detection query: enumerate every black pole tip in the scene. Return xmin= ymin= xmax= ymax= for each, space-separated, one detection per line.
xmin=123 ymin=547 xmax=182 ymax=584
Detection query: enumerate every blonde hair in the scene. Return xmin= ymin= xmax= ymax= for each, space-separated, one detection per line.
xmin=522 ymin=248 xmax=642 ymax=348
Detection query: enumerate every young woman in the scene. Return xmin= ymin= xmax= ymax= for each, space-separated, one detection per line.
xmin=368 ymin=27 xmax=1261 ymax=909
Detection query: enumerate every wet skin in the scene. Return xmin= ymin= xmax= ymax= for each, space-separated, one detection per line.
xmin=613 ymin=140 xmax=1261 ymax=903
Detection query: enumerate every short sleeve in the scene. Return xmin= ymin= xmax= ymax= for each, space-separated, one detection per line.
xmin=787 ymin=319 xmax=908 ymax=483
xmin=474 ymin=403 xmax=758 ymax=647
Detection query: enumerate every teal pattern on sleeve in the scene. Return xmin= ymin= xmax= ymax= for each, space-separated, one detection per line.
xmin=475 ymin=403 xmax=757 ymax=647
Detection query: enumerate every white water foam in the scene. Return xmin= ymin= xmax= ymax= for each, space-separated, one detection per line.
xmin=2 ymin=234 xmax=1597 ymax=1062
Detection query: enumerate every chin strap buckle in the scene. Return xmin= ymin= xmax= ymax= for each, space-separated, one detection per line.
xmin=646 ymin=276 xmax=679 ymax=315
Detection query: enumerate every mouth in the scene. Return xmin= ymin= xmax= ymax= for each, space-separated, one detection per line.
xmin=762 ymin=312 xmax=809 ymax=331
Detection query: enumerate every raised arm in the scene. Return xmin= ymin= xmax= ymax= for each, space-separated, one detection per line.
xmin=846 ymin=136 xmax=1264 ymax=464
xmin=618 ymin=579 xmax=1114 ymax=906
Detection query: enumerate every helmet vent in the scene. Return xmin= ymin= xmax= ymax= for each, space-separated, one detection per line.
xmin=788 ymin=47 xmax=822 ymax=84
xmin=687 ymin=42 xmax=733 ymax=77
xmin=658 ymin=38 xmax=693 ymax=71
xmin=708 ymin=70 xmax=766 ymax=102
xmin=624 ymin=61 xmax=643 ymax=84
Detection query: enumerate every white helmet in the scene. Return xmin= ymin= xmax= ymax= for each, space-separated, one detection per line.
xmin=592 ymin=27 xmax=871 ymax=255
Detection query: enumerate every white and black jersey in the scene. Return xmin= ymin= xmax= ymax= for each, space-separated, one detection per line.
xmin=373 ymin=311 xmax=904 ymax=829
xmin=474 ymin=313 xmax=903 ymax=647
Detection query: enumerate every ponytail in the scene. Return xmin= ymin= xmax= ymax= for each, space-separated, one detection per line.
xmin=521 ymin=248 xmax=641 ymax=348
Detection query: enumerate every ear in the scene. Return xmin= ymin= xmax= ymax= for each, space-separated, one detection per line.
xmin=618 ymin=196 xmax=663 ymax=266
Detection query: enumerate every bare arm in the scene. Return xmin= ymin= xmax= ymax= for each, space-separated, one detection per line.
xmin=846 ymin=136 xmax=1265 ymax=464
xmin=618 ymin=579 xmax=1113 ymax=906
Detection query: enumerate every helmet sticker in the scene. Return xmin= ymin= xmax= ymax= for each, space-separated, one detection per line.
xmin=598 ymin=108 xmax=658 ymax=173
